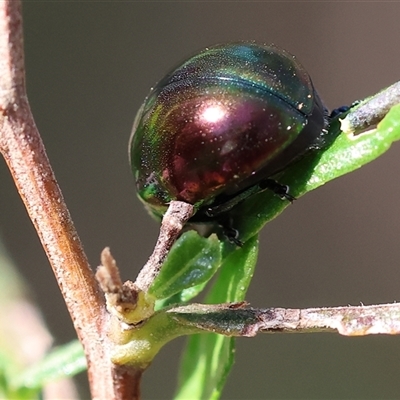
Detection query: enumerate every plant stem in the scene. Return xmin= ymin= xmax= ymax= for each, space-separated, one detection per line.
xmin=0 ymin=2 xmax=142 ymax=398
xmin=341 ymin=80 xmax=400 ymax=134
xmin=167 ymin=301 xmax=400 ymax=336
xmin=135 ymin=200 xmax=194 ymax=292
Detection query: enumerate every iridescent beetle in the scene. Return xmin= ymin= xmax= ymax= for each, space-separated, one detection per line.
xmin=129 ymin=42 xmax=328 ymax=241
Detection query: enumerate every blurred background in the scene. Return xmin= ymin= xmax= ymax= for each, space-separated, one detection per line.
xmin=1 ymin=1 xmax=400 ymax=399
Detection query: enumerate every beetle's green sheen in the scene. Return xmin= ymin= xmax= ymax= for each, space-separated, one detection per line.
xmin=130 ymin=42 xmax=327 ymax=221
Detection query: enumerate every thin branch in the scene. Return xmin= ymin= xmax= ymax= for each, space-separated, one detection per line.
xmin=0 ymin=2 xmax=141 ymax=398
xmin=135 ymin=201 xmax=194 ymax=292
xmin=168 ymin=302 xmax=400 ymax=336
xmin=341 ymin=81 xmax=400 ymax=134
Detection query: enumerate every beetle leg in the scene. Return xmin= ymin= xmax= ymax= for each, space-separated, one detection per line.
xmin=223 ymin=227 xmax=243 ymax=247
xmin=216 ymin=217 xmax=243 ymax=247
xmin=258 ymin=178 xmax=295 ymax=202
xmin=329 ymin=105 xmax=350 ymax=119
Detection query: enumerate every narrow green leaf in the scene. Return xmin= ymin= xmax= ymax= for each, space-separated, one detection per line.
xmin=155 ymin=280 xmax=212 ymax=311
xmin=11 ymin=341 xmax=86 ymax=392
xmin=179 ymin=281 xmax=209 ymax=303
xmin=149 ymin=231 xmax=222 ymax=300
xmin=175 ymin=235 xmax=258 ymax=400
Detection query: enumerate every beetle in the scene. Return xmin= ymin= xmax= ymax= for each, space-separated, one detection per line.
xmin=129 ymin=42 xmax=329 ymax=241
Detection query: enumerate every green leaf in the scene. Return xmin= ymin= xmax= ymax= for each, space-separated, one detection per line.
xmin=149 ymin=231 xmax=222 ymax=300
xmin=175 ymin=235 xmax=258 ymax=400
xmin=11 ymin=341 xmax=86 ymax=392
xmin=155 ymin=279 xmax=214 ymax=311
xmin=179 ymin=281 xmax=209 ymax=303
xmin=309 ymin=104 xmax=400 ymax=187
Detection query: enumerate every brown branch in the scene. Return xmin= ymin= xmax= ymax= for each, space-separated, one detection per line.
xmin=135 ymin=200 xmax=194 ymax=292
xmin=168 ymin=302 xmax=400 ymax=337
xmin=0 ymin=2 xmax=142 ymax=398
xmin=341 ymin=81 xmax=400 ymax=134
xmin=112 ymin=365 xmax=143 ymax=400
